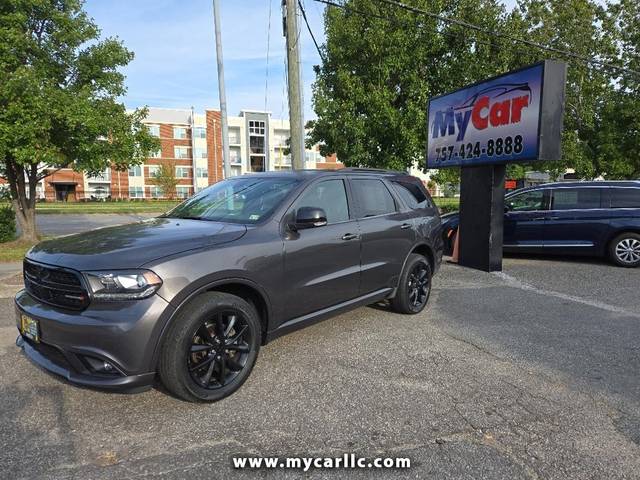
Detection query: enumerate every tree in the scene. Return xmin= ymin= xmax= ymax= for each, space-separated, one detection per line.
xmin=0 ymin=0 xmax=158 ymax=241
xmin=309 ymin=0 xmax=637 ymax=184
xmin=151 ymin=163 xmax=178 ymax=200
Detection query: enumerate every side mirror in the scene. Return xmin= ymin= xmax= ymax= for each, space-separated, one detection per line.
xmin=504 ymin=204 xmax=512 ymax=213
xmin=294 ymin=207 xmax=328 ymax=230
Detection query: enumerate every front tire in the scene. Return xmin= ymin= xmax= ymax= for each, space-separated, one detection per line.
xmin=391 ymin=254 xmax=432 ymax=314
xmin=609 ymin=232 xmax=640 ymax=268
xmin=158 ymin=292 xmax=261 ymax=402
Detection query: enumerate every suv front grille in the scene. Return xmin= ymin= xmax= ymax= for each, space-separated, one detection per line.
xmin=23 ymin=259 xmax=89 ymax=310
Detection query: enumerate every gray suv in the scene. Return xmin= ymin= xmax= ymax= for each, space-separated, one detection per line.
xmin=16 ymin=169 xmax=443 ymax=402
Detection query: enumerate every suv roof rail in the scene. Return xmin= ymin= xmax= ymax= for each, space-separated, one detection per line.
xmin=341 ymin=167 xmax=406 ymax=174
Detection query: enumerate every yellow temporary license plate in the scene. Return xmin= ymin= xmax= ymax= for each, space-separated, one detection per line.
xmin=20 ymin=314 xmax=40 ymax=343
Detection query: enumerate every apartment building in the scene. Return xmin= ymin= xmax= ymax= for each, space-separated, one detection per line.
xmin=26 ymin=107 xmax=341 ymax=201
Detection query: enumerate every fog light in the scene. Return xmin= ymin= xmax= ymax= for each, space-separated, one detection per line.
xmin=83 ymin=356 xmax=119 ymax=375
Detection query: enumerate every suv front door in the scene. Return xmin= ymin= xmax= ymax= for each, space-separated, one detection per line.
xmin=503 ymin=189 xmax=549 ymax=248
xmin=349 ymin=177 xmax=416 ymax=295
xmin=282 ymin=178 xmax=360 ymax=319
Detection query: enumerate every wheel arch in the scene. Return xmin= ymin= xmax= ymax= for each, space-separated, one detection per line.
xmin=151 ymin=277 xmax=272 ymax=368
xmin=605 ymin=227 xmax=640 ymax=251
xmin=409 ymin=243 xmax=435 ymax=272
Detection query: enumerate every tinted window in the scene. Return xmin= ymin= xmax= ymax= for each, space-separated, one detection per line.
xmin=610 ymin=188 xmax=640 ymax=208
xmin=296 ymin=179 xmax=349 ymax=224
xmin=552 ymin=188 xmax=601 ymax=210
xmin=392 ymin=180 xmax=430 ymax=209
xmin=506 ymin=190 xmax=545 ymax=212
xmin=351 ymin=179 xmax=396 ymax=217
xmin=167 ymin=177 xmax=299 ymax=224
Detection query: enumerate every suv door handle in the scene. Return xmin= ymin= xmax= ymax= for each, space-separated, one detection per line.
xmin=341 ymin=233 xmax=359 ymax=241
xmin=400 ymin=223 xmax=411 ymax=229
xmin=532 ymin=217 xmax=546 ymax=221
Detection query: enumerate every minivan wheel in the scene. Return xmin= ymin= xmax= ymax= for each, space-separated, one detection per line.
xmin=609 ymin=232 xmax=640 ymax=268
xmin=158 ymin=292 xmax=260 ymax=402
xmin=391 ymin=254 xmax=432 ymax=314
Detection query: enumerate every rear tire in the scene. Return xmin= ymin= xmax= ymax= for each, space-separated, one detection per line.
xmin=158 ymin=292 xmax=261 ymax=402
xmin=391 ymin=254 xmax=432 ymax=314
xmin=608 ymin=232 xmax=640 ymax=268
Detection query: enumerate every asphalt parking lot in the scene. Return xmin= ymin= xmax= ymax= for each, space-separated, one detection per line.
xmin=1 ymin=255 xmax=639 ymax=479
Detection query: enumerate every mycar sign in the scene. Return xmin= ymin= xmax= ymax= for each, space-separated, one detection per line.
xmin=426 ymin=60 xmax=567 ymax=168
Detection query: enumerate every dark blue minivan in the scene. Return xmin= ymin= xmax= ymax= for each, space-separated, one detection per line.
xmin=442 ymin=181 xmax=640 ymax=267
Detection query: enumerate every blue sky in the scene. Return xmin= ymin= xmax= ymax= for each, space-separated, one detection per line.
xmin=84 ymin=0 xmax=518 ymax=120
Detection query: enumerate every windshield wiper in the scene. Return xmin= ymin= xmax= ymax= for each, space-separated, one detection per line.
xmin=173 ymin=215 xmax=210 ymax=221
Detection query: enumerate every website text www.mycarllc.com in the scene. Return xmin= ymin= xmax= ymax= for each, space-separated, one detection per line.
xmin=232 ymin=454 xmax=410 ymax=472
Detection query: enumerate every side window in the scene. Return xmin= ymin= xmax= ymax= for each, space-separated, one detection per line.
xmin=506 ymin=190 xmax=545 ymax=212
xmin=552 ymin=188 xmax=601 ymax=210
xmin=351 ymin=179 xmax=397 ymax=218
xmin=610 ymin=188 xmax=640 ymax=208
xmin=392 ymin=181 xmax=430 ymax=209
xmin=296 ymin=179 xmax=349 ymax=224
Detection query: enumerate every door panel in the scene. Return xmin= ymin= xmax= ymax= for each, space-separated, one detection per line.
xmin=503 ymin=189 xmax=548 ymax=247
xmin=543 ymin=188 xmax=610 ymax=251
xmin=283 ymin=223 xmax=361 ymax=318
xmin=349 ymin=178 xmax=415 ymax=294
xmin=282 ymin=178 xmax=360 ymax=319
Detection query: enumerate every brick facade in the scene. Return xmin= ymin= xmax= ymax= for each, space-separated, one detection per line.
xmin=206 ymin=110 xmax=224 ymax=184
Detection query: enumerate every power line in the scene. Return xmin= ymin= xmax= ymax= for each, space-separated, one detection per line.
xmin=313 ymin=0 xmax=639 ymax=77
xmin=299 ymin=0 xmax=326 ymax=63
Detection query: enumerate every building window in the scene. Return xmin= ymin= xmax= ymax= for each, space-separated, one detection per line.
xmin=174 ymin=146 xmax=190 ymax=159
xmin=228 ymin=128 xmax=241 ymax=144
xmin=129 ymin=186 xmax=144 ymax=198
xmin=149 ymin=148 xmax=162 ymax=158
xmin=147 ymin=125 xmax=160 ymax=137
xmin=149 ymin=186 xmax=163 ymax=198
xmin=230 ymin=148 xmax=241 ymax=164
xmin=173 ymin=126 xmax=188 ymax=139
xmin=176 ymin=186 xmax=191 ymax=199
xmin=249 ymin=120 xmax=265 ymax=135
xmin=196 ymin=167 xmax=208 ymax=178
xmin=147 ymin=165 xmax=160 ymax=177
xmin=194 ymin=127 xmax=206 ymax=139
xmin=128 ymin=165 xmax=142 ymax=177
xmin=176 ymin=166 xmax=191 ymax=178
xmin=194 ymin=147 xmax=207 ymax=159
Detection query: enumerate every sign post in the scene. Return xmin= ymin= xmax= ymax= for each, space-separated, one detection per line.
xmin=426 ymin=60 xmax=567 ymax=272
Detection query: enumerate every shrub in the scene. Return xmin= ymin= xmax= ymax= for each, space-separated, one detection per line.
xmin=0 ymin=206 xmax=16 ymax=242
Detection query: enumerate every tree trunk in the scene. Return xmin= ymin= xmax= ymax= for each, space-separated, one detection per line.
xmin=13 ymin=201 xmax=38 ymax=243
xmin=5 ymin=158 xmax=39 ymax=243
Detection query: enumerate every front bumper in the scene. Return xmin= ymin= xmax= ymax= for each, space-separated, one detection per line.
xmin=15 ymin=289 xmax=174 ymax=392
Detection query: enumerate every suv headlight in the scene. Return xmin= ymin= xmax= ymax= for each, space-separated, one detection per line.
xmin=84 ymin=270 xmax=162 ymax=300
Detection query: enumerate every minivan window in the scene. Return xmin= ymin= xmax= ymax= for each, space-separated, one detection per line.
xmin=295 ymin=179 xmax=349 ymax=224
xmin=506 ymin=190 xmax=545 ymax=211
xmin=392 ymin=181 xmax=430 ymax=209
xmin=610 ymin=188 xmax=640 ymax=208
xmin=167 ymin=177 xmax=299 ymax=224
xmin=552 ymin=188 xmax=601 ymax=210
xmin=351 ymin=179 xmax=396 ymax=217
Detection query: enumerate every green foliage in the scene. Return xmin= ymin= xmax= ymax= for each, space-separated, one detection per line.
xmin=309 ymin=0 xmax=640 ymax=182
xmin=0 ymin=205 xmax=16 ymax=242
xmin=0 ymin=0 xmax=159 ymax=239
xmin=151 ymin=163 xmax=179 ymax=200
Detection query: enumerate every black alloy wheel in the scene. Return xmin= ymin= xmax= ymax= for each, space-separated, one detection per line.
xmin=188 ymin=311 xmax=253 ymax=389
xmin=390 ymin=253 xmax=433 ymax=314
xmin=159 ymin=292 xmax=260 ymax=402
xmin=407 ymin=262 xmax=430 ymax=310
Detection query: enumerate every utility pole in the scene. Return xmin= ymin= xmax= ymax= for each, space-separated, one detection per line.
xmin=213 ymin=0 xmax=231 ymax=179
xmin=283 ymin=0 xmax=305 ymax=169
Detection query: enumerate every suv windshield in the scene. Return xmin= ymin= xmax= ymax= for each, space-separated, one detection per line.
xmin=166 ymin=177 xmax=299 ymax=224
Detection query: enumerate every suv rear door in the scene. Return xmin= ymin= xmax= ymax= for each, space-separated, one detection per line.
xmin=543 ymin=187 xmax=609 ymax=251
xmin=282 ymin=178 xmax=360 ymax=319
xmin=349 ymin=176 xmax=416 ymax=295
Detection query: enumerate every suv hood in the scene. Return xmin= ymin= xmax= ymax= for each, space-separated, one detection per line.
xmin=26 ymin=218 xmax=247 ymax=271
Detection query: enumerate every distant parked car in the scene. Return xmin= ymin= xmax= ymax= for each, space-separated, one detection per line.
xmin=442 ymin=181 xmax=640 ymax=267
